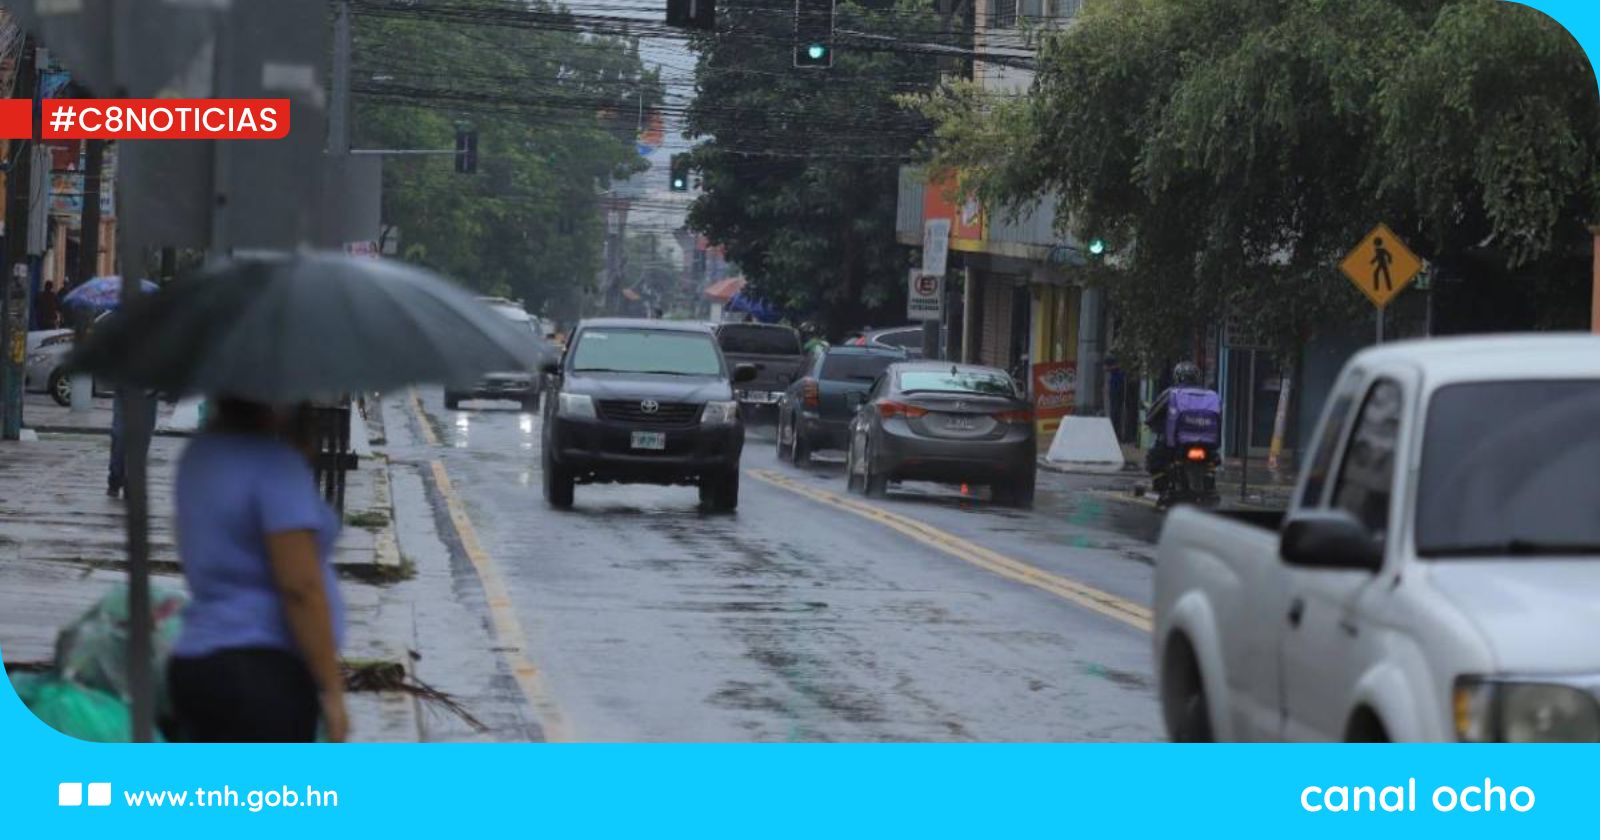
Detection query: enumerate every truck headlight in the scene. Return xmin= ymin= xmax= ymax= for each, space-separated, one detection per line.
xmin=557 ymin=392 xmax=595 ymax=419
xmin=1454 ymin=677 xmax=1600 ymax=742
xmin=26 ymin=353 xmax=49 ymax=366
xmin=700 ymin=400 xmax=739 ymax=425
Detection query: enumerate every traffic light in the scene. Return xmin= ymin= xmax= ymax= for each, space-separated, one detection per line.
xmin=666 ymin=0 xmax=715 ymax=30
xmin=669 ymin=154 xmax=691 ymax=192
xmin=1087 ymin=238 xmax=1106 ymax=257
xmin=794 ymin=0 xmax=835 ymax=69
xmin=455 ymin=126 xmax=478 ymax=174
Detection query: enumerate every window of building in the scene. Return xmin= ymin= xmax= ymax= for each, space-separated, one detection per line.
xmin=990 ymin=0 xmax=1017 ymax=29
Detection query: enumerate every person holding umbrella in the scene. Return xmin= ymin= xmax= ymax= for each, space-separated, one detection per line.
xmin=63 ymin=276 xmax=160 ymax=498
xmin=165 ymin=397 xmax=347 ymax=742
xmin=70 ymin=254 xmax=542 ymax=742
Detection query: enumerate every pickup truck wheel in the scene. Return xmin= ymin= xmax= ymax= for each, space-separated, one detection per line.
xmin=1344 ymin=708 xmax=1390 ymax=743
xmin=444 ymin=391 xmax=462 ymax=410
xmin=776 ymin=413 xmax=792 ymax=462
xmin=543 ymin=453 xmax=575 ymax=509
xmin=700 ymin=469 xmax=740 ymax=513
xmin=790 ymin=428 xmax=811 ymax=467
xmin=1162 ymin=634 xmax=1214 ymax=742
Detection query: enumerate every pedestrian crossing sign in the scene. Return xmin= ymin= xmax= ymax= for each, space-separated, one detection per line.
xmin=1339 ymin=223 xmax=1422 ymax=309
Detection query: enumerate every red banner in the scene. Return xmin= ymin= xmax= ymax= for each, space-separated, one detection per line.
xmin=1032 ymin=361 xmax=1076 ymax=420
xmin=41 ymin=99 xmax=289 ymax=140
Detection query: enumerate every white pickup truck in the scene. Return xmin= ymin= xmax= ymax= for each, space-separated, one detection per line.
xmin=1154 ymin=334 xmax=1600 ymax=742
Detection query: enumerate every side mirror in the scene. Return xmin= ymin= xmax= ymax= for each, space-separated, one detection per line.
xmin=1280 ymin=510 xmax=1383 ymax=572
xmin=733 ymin=363 xmax=758 ymax=384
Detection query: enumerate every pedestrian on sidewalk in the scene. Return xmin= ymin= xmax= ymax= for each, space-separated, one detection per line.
xmin=165 ymin=398 xmax=348 ymax=743
xmin=108 ymin=389 xmax=158 ymax=498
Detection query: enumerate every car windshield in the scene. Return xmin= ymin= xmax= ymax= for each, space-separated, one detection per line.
xmin=717 ymin=325 xmax=801 ymax=355
xmin=1416 ymin=380 xmax=1600 ymax=557
xmin=898 ymin=370 xmax=1015 ymax=397
xmin=820 ymin=353 xmax=899 ymax=382
xmin=570 ymin=329 xmax=723 ymax=377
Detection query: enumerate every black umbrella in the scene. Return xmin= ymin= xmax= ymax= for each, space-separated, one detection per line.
xmin=72 ymin=253 xmax=542 ymax=401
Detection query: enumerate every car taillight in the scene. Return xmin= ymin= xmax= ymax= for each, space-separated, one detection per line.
xmin=1186 ymin=447 xmax=1208 ymax=462
xmin=802 ymin=378 xmax=819 ymax=408
xmin=877 ymin=400 xmax=928 ymax=419
xmin=993 ymin=408 xmax=1033 ymax=424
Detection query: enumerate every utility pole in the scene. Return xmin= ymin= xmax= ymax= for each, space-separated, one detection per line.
xmin=328 ymin=0 xmax=352 ymax=153
xmin=79 ymin=139 xmax=104 ymax=284
xmin=1 ymin=37 xmax=36 ymax=441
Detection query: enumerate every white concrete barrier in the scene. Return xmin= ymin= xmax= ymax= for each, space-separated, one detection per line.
xmin=1045 ymin=415 xmax=1126 ymax=473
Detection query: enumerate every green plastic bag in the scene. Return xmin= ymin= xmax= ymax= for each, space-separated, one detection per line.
xmin=55 ymin=584 xmax=188 ymax=718
xmin=10 ymin=673 xmax=160 ymax=742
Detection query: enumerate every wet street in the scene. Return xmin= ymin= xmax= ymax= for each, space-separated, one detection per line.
xmin=382 ymin=386 xmax=1166 ymax=742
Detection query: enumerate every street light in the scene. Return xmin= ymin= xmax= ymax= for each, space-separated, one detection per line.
xmin=1087 ymin=238 xmax=1107 ymax=257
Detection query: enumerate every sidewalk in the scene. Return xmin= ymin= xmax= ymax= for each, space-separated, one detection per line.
xmin=0 ymin=407 xmax=424 ymax=742
xmin=1039 ymin=455 xmax=1295 ymax=510
xmin=18 ymin=392 xmax=198 ymax=437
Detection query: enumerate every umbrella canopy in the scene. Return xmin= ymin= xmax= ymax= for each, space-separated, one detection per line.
xmin=62 ymin=276 xmax=159 ymax=311
xmin=70 ymin=253 xmax=544 ymax=403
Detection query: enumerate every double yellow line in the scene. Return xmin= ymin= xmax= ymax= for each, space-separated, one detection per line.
xmin=747 ymin=469 xmax=1153 ymax=633
xmin=408 ymin=390 xmax=571 ymax=741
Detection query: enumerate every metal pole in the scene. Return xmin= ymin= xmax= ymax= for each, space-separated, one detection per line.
xmin=1424 ymin=287 xmax=1434 ymax=337
xmin=1241 ymin=349 xmax=1256 ymax=498
xmin=0 ymin=39 xmax=34 ymax=440
xmin=1375 ymin=306 xmax=1384 ymax=344
xmin=328 ymin=0 xmax=352 ymax=153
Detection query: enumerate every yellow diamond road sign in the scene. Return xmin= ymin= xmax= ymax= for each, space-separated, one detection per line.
xmin=1340 ymin=223 xmax=1422 ymax=309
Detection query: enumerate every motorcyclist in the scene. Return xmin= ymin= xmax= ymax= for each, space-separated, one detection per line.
xmin=1144 ymin=361 xmax=1219 ymax=488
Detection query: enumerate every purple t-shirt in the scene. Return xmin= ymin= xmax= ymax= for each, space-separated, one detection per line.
xmin=172 ymin=433 xmax=345 ymax=659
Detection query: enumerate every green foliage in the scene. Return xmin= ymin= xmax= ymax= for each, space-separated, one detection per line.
xmin=352 ymin=4 xmax=659 ymax=323
xmin=912 ymin=0 xmax=1600 ymax=364
xmin=686 ymin=0 xmax=954 ymax=337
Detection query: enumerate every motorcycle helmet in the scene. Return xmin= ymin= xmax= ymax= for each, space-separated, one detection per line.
xmin=1173 ymin=361 xmax=1201 ymax=387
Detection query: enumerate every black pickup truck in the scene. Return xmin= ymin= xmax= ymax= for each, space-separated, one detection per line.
xmin=713 ymin=323 xmax=806 ymax=418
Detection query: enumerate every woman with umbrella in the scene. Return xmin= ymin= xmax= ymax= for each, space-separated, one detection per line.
xmin=63 ymin=276 xmax=160 ymax=498
xmin=73 ymin=254 xmax=539 ymax=742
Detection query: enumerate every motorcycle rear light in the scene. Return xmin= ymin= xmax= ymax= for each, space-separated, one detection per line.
xmin=802 ymin=378 xmax=820 ymax=409
xmin=877 ymin=400 xmax=928 ymax=419
xmin=993 ymin=409 xmax=1034 ymax=423
xmin=1185 ymin=447 xmax=1208 ymax=461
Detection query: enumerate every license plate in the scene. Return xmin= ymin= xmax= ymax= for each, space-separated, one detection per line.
xmin=944 ymin=416 xmax=977 ymax=431
xmin=631 ymin=431 xmax=666 ymax=450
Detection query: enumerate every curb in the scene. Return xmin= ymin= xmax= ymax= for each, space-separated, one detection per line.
xmin=1036 ymin=456 xmax=1139 ymax=476
xmin=28 ymin=425 xmax=195 ymax=439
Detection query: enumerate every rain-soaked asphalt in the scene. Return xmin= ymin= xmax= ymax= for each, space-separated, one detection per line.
xmin=387 ymin=386 xmax=1166 ymax=742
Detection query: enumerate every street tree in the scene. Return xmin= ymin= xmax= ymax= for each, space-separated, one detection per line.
xmin=685 ymin=0 xmax=962 ymax=337
xmin=909 ymin=0 xmax=1600 ymax=363
xmin=352 ymin=4 xmax=660 ymax=323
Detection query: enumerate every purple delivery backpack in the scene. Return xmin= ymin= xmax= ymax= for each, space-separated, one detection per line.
xmin=1166 ymin=387 xmax=1222 ymax=447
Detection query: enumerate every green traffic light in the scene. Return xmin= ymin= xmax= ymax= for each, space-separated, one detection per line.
xmin=807 ymin=44 xmax=826 ymax=60
xmin=1087 ymin=238 xmax=1106 ymax=256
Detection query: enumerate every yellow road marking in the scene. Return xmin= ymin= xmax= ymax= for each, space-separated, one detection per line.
xmin=409 ymin=389 xmax=570 ymax=741
xmin=409 ymin=388 xmax=441 ymax=447
xmin=747 ymin=469 xmax=1153 ymax=633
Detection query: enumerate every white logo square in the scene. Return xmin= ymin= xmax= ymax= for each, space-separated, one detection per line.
xmin=87 ymin=783 xmax=111 ymax=807
xmin=58 ymin=782 xmax=83 ymax=807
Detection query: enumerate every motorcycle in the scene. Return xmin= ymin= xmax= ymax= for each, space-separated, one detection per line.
xmin=1142 ymin=398 xmax=1222 ymax=509
xmin=1155 ymin=443 xmax=1220 ymax=509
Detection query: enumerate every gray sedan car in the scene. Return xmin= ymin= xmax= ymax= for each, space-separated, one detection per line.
xmin=845 ymin=362 xmax=1037 ymax=507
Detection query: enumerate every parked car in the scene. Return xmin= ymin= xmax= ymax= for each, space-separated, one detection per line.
xmin=776 ymin=345 xmax=906 ymax=466
xmin=24 ymin=326 xmax=111 ymax=406
xmin=1153 ymin=334 xmax=1600 ymax=742
xmin=844 ymin=325 xmax=927 ymax=359
xmin=445 ymin=297 xmax=549 ymax=411
xmin=712 ymin=322 xmax=806 ymax=417
xmin=844 ymin=362 xmax=1036 ymax=507
xmin=541 ymin=318 xmax=757 ymax=512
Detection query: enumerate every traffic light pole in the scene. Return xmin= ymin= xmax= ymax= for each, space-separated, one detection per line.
xmin=0 ymin=38 xmax=35 ymax=441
